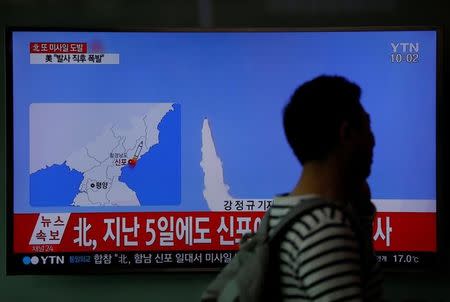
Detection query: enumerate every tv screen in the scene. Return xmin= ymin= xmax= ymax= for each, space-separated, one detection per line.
xmin=7 ymin=28 xmax=438 ymax=274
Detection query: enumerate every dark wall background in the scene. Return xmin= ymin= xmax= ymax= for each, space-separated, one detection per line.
xmin=1 ymin=1 xmax=449 ymax=301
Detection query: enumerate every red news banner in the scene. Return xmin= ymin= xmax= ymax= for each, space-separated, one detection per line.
xmin=29 ymin=42 xmax=87 ymax=53
xmin=14 ymin=211 xmax=436 ymax=254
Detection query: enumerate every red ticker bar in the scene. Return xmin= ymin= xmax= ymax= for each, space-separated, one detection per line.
xmin=373 ymin=212 xmax=436 ymax=252
xmin=13 ymin=211 xmax=436 ymax=254
xmin=14 ymin=212 xmax=263 ymax=253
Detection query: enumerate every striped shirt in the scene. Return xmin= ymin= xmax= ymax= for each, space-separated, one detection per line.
xmin=269 ymin=195 xmax=383 ymax=302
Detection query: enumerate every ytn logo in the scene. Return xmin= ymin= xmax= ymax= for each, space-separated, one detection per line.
xmin=391 ymin=42 xmax=419 ymax=53
xmin=23 ymin=255 xmax=65 ymax=265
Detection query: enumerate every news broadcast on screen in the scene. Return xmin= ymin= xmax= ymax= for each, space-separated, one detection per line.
xmin=6 ymin=28 xmax=438 ymax=273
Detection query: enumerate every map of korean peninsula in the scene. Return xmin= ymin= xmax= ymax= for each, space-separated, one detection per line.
xmin=30 ymin=103 xmax=181 ymax=207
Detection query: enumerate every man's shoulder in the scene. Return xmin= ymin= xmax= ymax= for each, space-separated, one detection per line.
xmin=272 ymin=197 xmax=353 ymax=243
xmin=293 ymin=204 xmax=349 ymax=233
xmin=271 ymin=195 xmax=350 ymax=224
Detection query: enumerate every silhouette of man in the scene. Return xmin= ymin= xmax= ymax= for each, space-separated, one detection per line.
xmin=270 ymin=75 xmax=382 ymax=301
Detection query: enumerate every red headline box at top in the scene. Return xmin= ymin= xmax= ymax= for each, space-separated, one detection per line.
xmin=29 ymin=42 xmax=88 ymax=54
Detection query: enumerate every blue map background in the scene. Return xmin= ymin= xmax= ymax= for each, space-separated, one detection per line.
xmin=30 ymin=162 xmax=83 ymax=206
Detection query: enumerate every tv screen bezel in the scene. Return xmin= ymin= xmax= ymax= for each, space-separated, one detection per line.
xmin=5 ymin=26 xmax=443 ymax=275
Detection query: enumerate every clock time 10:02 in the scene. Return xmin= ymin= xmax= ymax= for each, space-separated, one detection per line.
xmin=391 ymin=52 xmax=419 ymax=63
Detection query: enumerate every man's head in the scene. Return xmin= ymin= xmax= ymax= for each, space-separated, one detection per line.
xmin=283 ymin=75 xmax=375 ymax=181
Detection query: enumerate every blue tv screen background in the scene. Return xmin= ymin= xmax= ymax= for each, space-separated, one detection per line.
xmin=11 ymin=30 xmax=436 ymax=213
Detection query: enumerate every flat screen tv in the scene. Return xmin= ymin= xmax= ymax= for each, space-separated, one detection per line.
xmin=6 ymin=28 xmax=440 ymax=274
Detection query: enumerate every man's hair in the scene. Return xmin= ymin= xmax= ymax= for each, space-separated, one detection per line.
xmin=283 ymin=75 xmax=364 ymax=165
